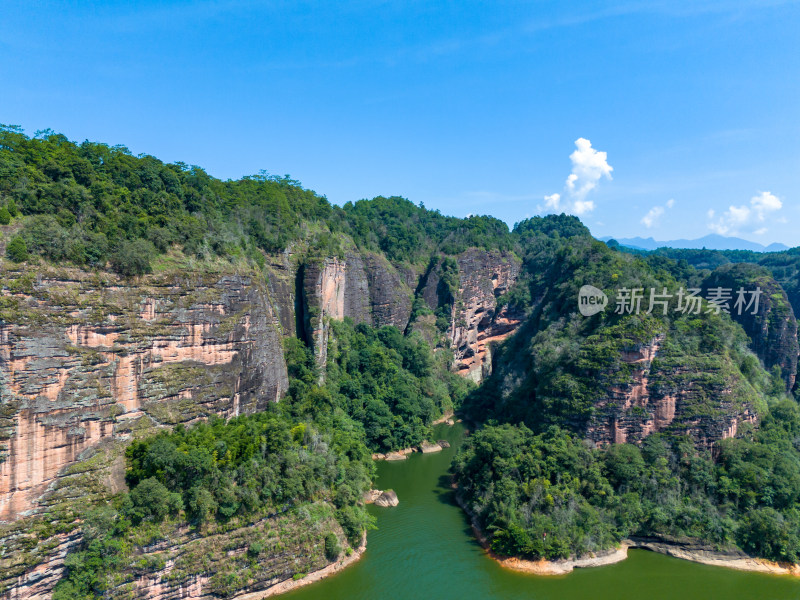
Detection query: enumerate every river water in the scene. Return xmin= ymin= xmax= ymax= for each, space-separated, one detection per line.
xmin=286 ymin=423 xmax=800 ymax=600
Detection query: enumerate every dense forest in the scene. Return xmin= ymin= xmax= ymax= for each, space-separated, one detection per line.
xmin=0 ymin=125 xmax=513 ymax=272
xmin=454 ymin=401 xmax=800 ymax=563
xmin=455 ymin=221 xmax=800 ymax=564
xmin=5 ymin=125 xmax=800 ymax=588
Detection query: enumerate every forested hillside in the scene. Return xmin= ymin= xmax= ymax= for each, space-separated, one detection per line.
xmin=0 ymin=125 xmax=513 ymax=273
xmin=3 ymin=126 xmax=800 ymax=598
xmin=454 ymin=222 xmax=800 ymax=564
xmin=0 ymin=127 xmax=487 ymax=598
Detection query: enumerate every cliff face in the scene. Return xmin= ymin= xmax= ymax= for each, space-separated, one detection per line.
xmin=704 ymin=263 xmax=799 ymax=391
xmin=0 ymin=245 xmax=520 ymax=599
xmin=299 ymin=247 xmax=520 ymax=380
xmin=449 ymin=250 xmax=522 ymax=382
xmin=417 ymin=250 xmax=522 ymax=382
xmin=0 ymin=267 xmax=288 ymax=523
xmin=586 ymin=336 xmax=757 ymax=450
xmin=1 ymin=247 xmax=516 ymax=524
xmin=300 ymin=250 xmax=413 ymax=367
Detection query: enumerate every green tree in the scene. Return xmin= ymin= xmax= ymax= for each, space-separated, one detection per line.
xmin=110 ymin=239 xmax=155 ymax=276
xmin=5 ymin=236 xmax=28 ymax=261
xmin=324 ymin=533 xmax=341 ymax=560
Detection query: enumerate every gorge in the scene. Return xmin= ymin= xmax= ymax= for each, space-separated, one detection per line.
xmin=3 ymin=128 xmax=800 ymax=599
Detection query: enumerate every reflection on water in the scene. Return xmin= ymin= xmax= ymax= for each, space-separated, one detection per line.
xmin=286 ymin=424 xmax=800 ymax=600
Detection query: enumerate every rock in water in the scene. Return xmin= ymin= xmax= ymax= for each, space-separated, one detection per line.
xmin=374 ymin=490 xmax=399 ymax=507
xmin=420 ymin=441 xmax=442 ymax=453
xmin=437 ymin=440 xmax=451 ymax=448
xmin=364 ymin=489 xmax=383 ymax=504
xmin=385 ymin=451 xmax=408 ymax=461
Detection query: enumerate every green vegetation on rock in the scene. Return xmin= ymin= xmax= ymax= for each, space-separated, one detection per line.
xmin=453 ymin=397 xmax=800 ymax=563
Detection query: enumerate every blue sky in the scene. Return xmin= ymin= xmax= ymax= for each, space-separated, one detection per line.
xmin=2 ymin=1 xmax=799 ymax=244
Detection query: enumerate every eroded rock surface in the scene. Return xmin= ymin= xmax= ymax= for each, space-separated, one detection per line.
xmin=417 ymin=249 xmax=522 ymax=382
xmin=0 ymin=269 xmax=287 ymax=523
xmin=374 ymin=490 xmax=399 ymax=507
xmin=586 ymin=335 xmax=758 ymax=450
xmin=419 ymin=441 xmax=442 ymax=453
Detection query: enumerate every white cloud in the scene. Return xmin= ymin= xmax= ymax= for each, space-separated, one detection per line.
xmin=544 ymin=193 xmax=561 ymax=210
xmin=641 ymin=206 xmax=665 ymax=228
xmin=708 ymin=191 xmax=784 ymax=236
xmin=542 ymin=138 xmax=613 ymax=216
xmin=573 ymin=199 xmax=595 ymax=215
xmin=751 ymin=191 xmax=782 ymax=216
xmin=640 ymin=198 xmax=676 ymax=228
xmin=566 ymin=138 xmax=614 ymax=202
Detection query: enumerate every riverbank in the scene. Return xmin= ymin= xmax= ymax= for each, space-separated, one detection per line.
xmin=454 ymin=486 xmax=800 ymax=577
xmin=256 ymin=532 xmax=368 ymax=598
xmin=372 ymin=416 xmax=458 ymax=460
xmin=627 ymin=539 xmax=800 ymax=576
xmin=454 ymin=488 xmax=628 ymax=575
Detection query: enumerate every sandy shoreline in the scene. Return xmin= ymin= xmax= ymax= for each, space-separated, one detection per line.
xmin=454 ymin=488 xmax=800 ymax=577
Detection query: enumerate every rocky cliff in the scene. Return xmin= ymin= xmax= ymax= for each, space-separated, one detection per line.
xmin=586 ymin=335 xmax=758 ymax=449
xmin=0 ymin=266 xmax=288 ymax=524
xmin=300 ymin=251 xmax=414 ymax=368
xmin=417 ymin=249 xmax=522 ymax=382
xmin=0 ymin=244 xmax=520 ymax=599
xmin=703 ymin=263 xmax=799 ymax=391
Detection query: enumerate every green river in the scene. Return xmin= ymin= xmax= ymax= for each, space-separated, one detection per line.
xmin=286 ymin=423 xmax=800 ymax=600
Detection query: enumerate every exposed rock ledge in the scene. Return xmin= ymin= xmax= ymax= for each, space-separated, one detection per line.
xmin=372 ymin=447 xmax=415 ymax=461
xmin=363 ymin=489 xmax=399 ymax=507
xmin=455 ymin=488 xmax=800 ymax=576
xmin=419 ymin=441 xmax=443 ymax=454
xmin=626 ymin=538 xmax=800 ymax=576
xmin=431 ymin=412 xmax=456 ymax=426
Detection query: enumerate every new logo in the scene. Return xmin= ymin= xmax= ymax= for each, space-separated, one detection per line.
xmin=578 ymin=285 xmax=608 ymax=316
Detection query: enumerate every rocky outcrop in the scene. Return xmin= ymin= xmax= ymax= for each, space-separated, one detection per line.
xmin=299 ymin=247 xmax=521 ymax=380
xmin=0 ymin=267 xmax=287 ymax=523
xmin=373 ymin=490 xmax=399 ymax=507
xmin=363 ymin=489 xmax=383 ymax=504
xmin=586 ymin=335 xmax=757 ymax=450
xmin=301 ymin=251 xmax=414 ymax=367
xmin=704 ymin=263 xmax=799 ymax=391
xmin=417 ymin=249 xmax=522 ymax=382
xmin=587 ymin=336 xmax=667 ymax=446
xmin=383 ymin=449 xmax=412 ymax=461
xmin=626 ymin=537 xmax=800 ymax=575
xmin=419 ymin=441 xmax=442 ymax=454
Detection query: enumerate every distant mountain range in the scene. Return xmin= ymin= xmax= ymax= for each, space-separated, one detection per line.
xmin=600 ymin=234 xmax=790 ymax=253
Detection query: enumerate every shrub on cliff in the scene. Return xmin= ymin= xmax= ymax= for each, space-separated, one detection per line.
xmin=126 ymin=477 xmax=182 ymax=523
xmin=110 ymin=239 xmax=154 ymax=276
xmin=5 ymin=235 xmax=27 ymax=261
xmin=324 ymin=533 xmax=341 ymax=560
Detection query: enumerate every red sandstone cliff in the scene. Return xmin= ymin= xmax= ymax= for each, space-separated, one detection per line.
xmin=0 ymin=246 xmax=526 ymax=599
